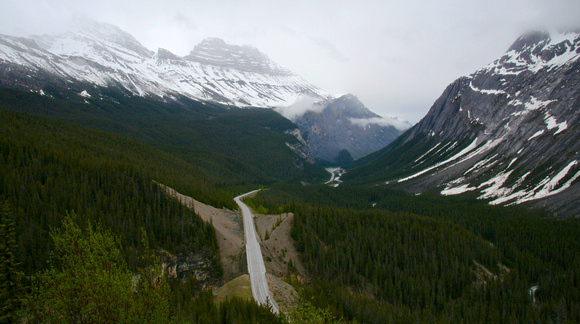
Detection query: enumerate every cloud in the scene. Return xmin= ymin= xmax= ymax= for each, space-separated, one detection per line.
xmin=349 ymin=116 xmax=412 ymax=131
xmin=275 ymin=95 xmax=326 ymax=120
xmin=308 ymin=37 xmax=349 ymax=63
xmin=171 ymin=13 xmax=197 ymax=32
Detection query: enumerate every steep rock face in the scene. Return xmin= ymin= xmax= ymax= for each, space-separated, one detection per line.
xmin=292 ymin=94 xmax=409 ymax=162
xmin=350 ymin=30 xmax=580 ymax=216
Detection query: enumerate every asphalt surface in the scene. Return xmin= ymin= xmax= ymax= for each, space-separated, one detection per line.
xmin=234 ymin=190 xmax=279 ymax=314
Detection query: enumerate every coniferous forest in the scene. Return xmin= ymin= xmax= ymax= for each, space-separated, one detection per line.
xmin=1 ymin=87 xmax=578 ymax=323
xmin=251 ymin=185 xmax=580 ymax=323
xmin=0 ymin=102 xmax=286 ymax=322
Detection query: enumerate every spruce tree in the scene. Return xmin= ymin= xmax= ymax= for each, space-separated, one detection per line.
xmin=0 ymin=201 xmax=23 ymax=323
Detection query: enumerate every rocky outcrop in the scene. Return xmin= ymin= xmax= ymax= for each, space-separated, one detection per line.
xmin=184 ymin=37 xmax=291 ymax=76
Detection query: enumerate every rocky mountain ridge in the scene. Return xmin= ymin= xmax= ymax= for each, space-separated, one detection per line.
xmin=0 ymin=21 xmax=322 ymax=107
xmin=184 ymin=37 xmax=291 ymax=76
xmin=348 ymin=30 xmax=580 ymax=216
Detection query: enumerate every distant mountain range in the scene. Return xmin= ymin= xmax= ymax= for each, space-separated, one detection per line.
xmin=0 ymin=20 xmax=409 ymax=163
xmin=5 ymin=21 xmax=576 ymax=215
xmin=347 ymin=30 xmax=580 ymax=216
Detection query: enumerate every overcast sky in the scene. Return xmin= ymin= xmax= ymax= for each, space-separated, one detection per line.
xmin=1 ymin=0 xmax=579 ymax=123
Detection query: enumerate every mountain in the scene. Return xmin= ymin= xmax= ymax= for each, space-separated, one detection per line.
xmin=346 ymin=30 xmax=580 ymax=216
xmin=0 ymin=20 xmax=409 ymax=162
xmin=0 ymin=20 xmax=323 ymax=107
xmin=278 ymin=94 xmax=411 ymax=162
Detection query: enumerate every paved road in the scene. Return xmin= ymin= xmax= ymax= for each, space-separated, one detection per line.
xmin=234 ymin=190 xmax=279 ymax=314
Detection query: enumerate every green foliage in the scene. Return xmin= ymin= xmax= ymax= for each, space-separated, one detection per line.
xmin=169 ymin=289 xmax=285 ymax=324
xmin=25 ymin=215 xmax=172 ymax=323
xmin=22 ymin=216 xmax=287 ymax=323
xmin=288 ymin=300 xmax=347 ymax=324
xmin=0 ymin=109 xmax=221 ymax=275
xmin=291 ymin=205 xmax=499 ymax=321
xmin=256 ymin=185 xmax=580 ymax=323
xmin=334 ymin=149 xmax=354 ymax=166
xmin=0 ymin=201 xmax=24 ymax=323
xmin=130 ymin=229 xmax=173 ymax=322
xmin=0 ymin=87 xmax=327 ymax=189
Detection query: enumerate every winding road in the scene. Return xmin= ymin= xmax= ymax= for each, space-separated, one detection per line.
xmin=234 ymin=190 xmax=279 ymax=314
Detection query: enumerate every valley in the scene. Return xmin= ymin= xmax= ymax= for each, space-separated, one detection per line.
xmin=0 ymin=22 xmax=578 ymax=323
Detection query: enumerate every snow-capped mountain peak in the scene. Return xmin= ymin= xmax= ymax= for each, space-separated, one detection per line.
xmin=32 ymin=20 xmax=154 ymax=59
xmin=483 ymin=30 xmax=579 ymax=75
xmin=0 ymin=23 xmax=327 ymax=107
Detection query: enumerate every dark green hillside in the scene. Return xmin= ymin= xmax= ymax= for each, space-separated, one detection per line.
xmin=0 ymin=87 xmax=326 ymax=191
xmin=250 ymin=185 xmax=580 ymax=323
xmin=0 ymin=109 xmax=221 ymax=274
xmin=0 ymin=109 xmax=292 ymax=322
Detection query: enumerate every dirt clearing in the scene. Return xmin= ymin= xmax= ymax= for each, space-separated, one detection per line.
xmin=160 ymin=184 xmax=300 ymax=310
xmin=159 ymin=185 xmax=245 ymax=281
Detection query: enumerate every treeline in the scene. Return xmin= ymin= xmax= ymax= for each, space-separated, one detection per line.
xmin=252 ymin=185 xmax=579 ymax=322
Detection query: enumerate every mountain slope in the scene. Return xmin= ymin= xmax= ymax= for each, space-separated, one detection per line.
xmin=0 ymin=108 xmax=222 ymax=275
xmin=0 ymin=86 xmax=327 ymax=193
xmin=346 ymin=30 xmax=580 ymax=216
xmin=0 ymin=20 xmax=409 ymax=163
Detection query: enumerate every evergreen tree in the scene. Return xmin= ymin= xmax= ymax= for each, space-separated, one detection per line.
xmin=25 ymin=214 xmax=173 ymax=323
xmin=130 ymin=228 xmax=172 ymax=322
xmin=0 ymin=201 xmax=23 ymax=323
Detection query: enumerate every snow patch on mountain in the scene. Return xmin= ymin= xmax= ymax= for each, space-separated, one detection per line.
xmin=398 ymin=135 xmax=505 ymax=183
xmin=469 ymin=81 xmax=507 ymax=96
xmin=398 ymin=138 xmax=479 ymax=183
xmin=527 ymin=130 xmax=544 ymax=141
xmin=485 ymin=161 xmax=580 ymax=206
xmin=544 ymin=113 xmax=568 ymax=134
